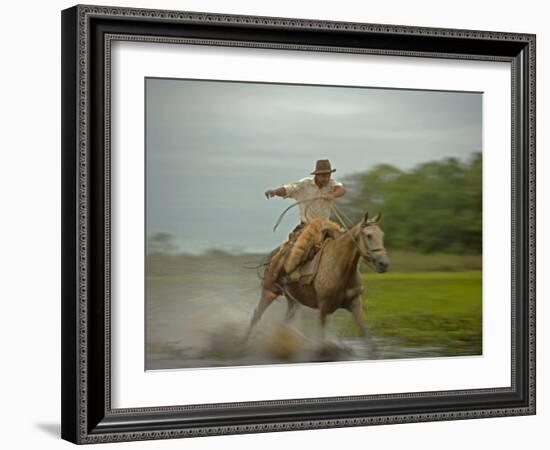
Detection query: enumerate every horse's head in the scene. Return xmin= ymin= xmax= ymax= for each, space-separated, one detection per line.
xmin=358 ymin=212 xmax=390 ymax=273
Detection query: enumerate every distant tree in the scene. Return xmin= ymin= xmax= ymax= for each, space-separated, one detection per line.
xmin=339 ymin=152 xmax=482 ymax=254
xmin=147 ymin=232 xmax=179 ymax=255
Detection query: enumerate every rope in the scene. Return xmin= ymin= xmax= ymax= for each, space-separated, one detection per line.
xmin=272 ymin=196 xmax=327 ymax=232
xmin=332 ymin=202 xmax=355 ymax=228
xmin=268 ymin=195 xmax=379 ymax=273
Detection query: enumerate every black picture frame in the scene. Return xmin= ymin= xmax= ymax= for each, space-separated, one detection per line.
xmin=61 ymin=4 xmax=536 ymax=444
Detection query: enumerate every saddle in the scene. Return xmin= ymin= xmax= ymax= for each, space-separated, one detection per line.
xmin=264 ymin=219 xmax=342 ymax=291
xmin=288 ymin=237 xmax=332 ymax=286
xmin=284 ymin=219 xmax=343 ymax=285
xmin=284 ymin=219 xmax=341 ymax=272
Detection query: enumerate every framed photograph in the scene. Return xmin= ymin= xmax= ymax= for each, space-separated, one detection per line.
xmin=61 ymin=4 xmax=536 ymax=444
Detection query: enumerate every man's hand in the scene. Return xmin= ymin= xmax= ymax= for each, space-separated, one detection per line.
xmin=321 ymin=186 xmax=345 ymax=201
xmin=331 ymin=185 xmax=346 ymax=199
xmin=265 ymin=187 xmax=287 ymax=199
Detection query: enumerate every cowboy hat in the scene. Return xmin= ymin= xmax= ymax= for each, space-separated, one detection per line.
xmin=310 ymin=159 xmax=336 ymax=175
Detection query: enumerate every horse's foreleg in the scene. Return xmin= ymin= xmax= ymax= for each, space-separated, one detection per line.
xmin=347 ymin=296 xmax=367 ymax=337
xmin=318 ymin=308 xmax=328 ymax=341
xmin=284 ymin=296 xmax=299 ymax=323
xmin=243 ymin=289 xmax=278 ymax=342
xmin=347 ymin=296 xmax=380 ymax=358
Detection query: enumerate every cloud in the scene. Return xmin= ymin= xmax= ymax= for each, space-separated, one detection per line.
xmin=146 ymin=78 xmax=481 ymax=252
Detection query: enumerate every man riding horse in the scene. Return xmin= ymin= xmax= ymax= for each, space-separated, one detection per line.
xmin=243 ymin=159 xmax=388 ymax=343
xmin=263 ymin=159 xmax=347 ymax=295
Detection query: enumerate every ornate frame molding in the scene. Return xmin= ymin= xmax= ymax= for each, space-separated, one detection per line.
xmin=62 ymin=5 xmax=536 ymax=444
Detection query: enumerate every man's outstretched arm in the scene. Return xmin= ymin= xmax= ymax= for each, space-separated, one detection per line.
xmin=265 ymin=186 xmax=287 ymax=199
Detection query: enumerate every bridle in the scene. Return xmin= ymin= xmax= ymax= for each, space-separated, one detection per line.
xmin=350 ymin=223 xmax=385 ymax=268
xmin=329 ymin=203 xmax=385 ymax=268
xmin=360 ymin=227 xmax=386 ymax=264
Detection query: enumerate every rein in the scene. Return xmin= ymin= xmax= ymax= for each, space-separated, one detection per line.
xmin=330 ymin=203 xmax=381 ymax=269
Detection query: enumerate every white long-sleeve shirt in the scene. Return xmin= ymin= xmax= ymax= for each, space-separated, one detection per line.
xmin=283 ymin=176 xmax=343 ymax=223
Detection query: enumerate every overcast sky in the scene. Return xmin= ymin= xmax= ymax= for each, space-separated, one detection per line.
xmin=146 ymin=78 xmax=482 ymax=254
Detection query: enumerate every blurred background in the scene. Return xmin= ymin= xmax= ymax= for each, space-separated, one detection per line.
xmin=145 ymin=78 xmax=482 ymax=369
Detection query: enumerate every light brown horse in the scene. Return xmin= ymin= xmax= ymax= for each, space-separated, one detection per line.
xmin=245 ymin=212 xmax=389 ymax=340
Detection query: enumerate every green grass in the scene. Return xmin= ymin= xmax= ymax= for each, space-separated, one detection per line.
xmin=373 ymin=250 xmax=482 ymax=272
xmin=352 ymin=271 xmax=482 ymax=356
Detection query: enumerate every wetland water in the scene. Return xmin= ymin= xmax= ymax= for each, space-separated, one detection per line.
xmin=146 ymin=253 xmax=482 ymax=370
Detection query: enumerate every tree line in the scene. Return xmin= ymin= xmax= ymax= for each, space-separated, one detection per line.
xmin=338 ymin=152 xmax=482 ymax=254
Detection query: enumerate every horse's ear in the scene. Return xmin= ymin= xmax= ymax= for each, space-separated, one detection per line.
xmin=362 ymin=212 xmax=369 ymax=227
xmin=372 ymin=212 xmax=382 ymax=223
